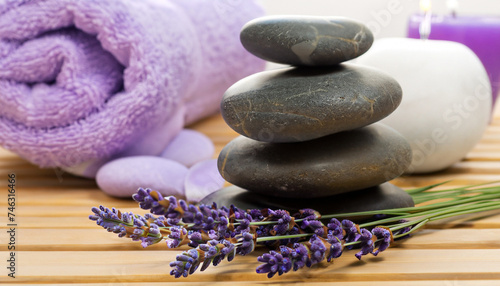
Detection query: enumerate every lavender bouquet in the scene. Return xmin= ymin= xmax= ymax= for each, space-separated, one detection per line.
xmin=89 ymin=182 xmax=500 ymax=278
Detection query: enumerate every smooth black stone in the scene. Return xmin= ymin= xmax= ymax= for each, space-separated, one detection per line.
xmin=200 ymin=183 xmax=414 ymax=216
xmin=221 ymin=64 xmax=402 ymax=142
xmin=240 ymin=16 xmax=373 ymax=66
xmin=218 ymin=123 xmax=412 ymax=198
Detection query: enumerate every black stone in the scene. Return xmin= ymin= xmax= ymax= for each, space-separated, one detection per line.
xmin=240 ymin=16 xmax=374 ymax=66
xmin=200 ymin=183 xmax=414 ymax=217
xmin=221 ymin=64 xmax=402 ymax=142
xmin=218 ymin=123 xmax=412 ymax=198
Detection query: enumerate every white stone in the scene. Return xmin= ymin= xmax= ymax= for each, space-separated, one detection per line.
xmin=356 ymin=38 xmax=491 ymax=173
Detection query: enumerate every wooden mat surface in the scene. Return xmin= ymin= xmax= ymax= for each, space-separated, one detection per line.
xmin=1 ymin=105 xmax=500 ymax=285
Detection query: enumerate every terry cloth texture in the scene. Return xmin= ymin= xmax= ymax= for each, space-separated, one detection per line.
xmin=0 ymin=0 xmax=265 ymax=170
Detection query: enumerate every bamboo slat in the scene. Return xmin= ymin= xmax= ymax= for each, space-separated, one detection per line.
xmin=1 ymin=249 xmax=500 ymax=283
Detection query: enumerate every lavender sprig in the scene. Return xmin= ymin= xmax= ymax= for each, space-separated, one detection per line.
xmin=90 ymin=182 xmax=500 ymax=279
xmin=89 ymin=206 xmax=167 ymax=248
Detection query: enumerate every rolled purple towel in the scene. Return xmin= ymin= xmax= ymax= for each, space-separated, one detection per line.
xmin=0 ymin=0 xmax=265 ymax=176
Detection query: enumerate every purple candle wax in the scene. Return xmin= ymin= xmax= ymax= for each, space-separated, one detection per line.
xmin=408 ymin=14 xmax=500 ymax=107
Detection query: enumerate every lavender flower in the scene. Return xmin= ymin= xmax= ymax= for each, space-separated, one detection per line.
xmin=89 ymin=205 xmax=169 ymax=248
xmin=170 ymin=248 xmax=203 ymax=278
xmin=327 ymin=218 xmax=344 ymax=240
xmin=221 ymin=239 xmax=236 ymax=262
xmin=234 ymin=216 xmax=251 ymax=234
xmin=166 ymin=226 xmax=188 ymax=248
xmin=300 ymin=219 xmax=326 ymax=237
xmin=188 ymin=231 xmax=203 ymax=248
xmin=342 ymin=219 xmax=361 ymax=249
xmin=89 ymin=206 xmax=126 ymax=235
xmin=308 ymin=235 xmax=327 ymax=265
xmin=354 ymin=228 xmax=374 ymax=260
xmin=256 ymin=250 xmax=288 ymax=278
xmin=257 ymin=242 xmax=316 ymax=278
xmin=371 ymin=227 xmax=393 ymax=256
xmin=266 ymin=209 xmax=294 ymax=235
xmin=96 ymin=184 xmax=461 ymax=280
xmin=290 ymin=243 xmax=310 ymax=270
xmin=326 ymin=235 xmax=343 ymax=262
xmin=247 ymin=208 xmax=264 ymax=221
xmin=294 ymin=208 xmax=321 ymax=220
xmin=198 ymin=239 xmax=235 ymax=271
xmin=132 ymin=188 xmax=185 ymax=221
xmin=236 ymin=232 xmax=256 ymax=255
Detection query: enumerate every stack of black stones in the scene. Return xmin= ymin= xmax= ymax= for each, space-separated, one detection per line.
xmin=201 ymin=16 xmax=414 ymax=214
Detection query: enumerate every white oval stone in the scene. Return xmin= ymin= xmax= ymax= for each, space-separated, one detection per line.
xmin=96 ymin=156 xmax=188 ymax=198
xmin=356 ymin=38 xmax=491 ymax=173
xmin=160 ymin=129 xmax=215 ymax=167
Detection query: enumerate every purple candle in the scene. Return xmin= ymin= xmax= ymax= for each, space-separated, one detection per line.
xmin=408 ymin=14 xmax=500 ymax=107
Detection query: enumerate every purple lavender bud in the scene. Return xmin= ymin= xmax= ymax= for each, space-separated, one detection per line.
xmin=355 ymin=228 xmax=374 ymax=260
xmin=198 ymin=240 xmax=230 ymax=271
xmin=256 ymin=225 xmax=272 ymax=238
xmin=130 ymin=228 xmax=144 ymax=241
xmin=132 ymin=188 xmax=152 ymax=208
xmin=256 ymin=250 xmax=285 ymax=278
xmin=89 ymin=206 xmax=127 ymax=235
xmin=204 ymin=244 xmax=219 ymax=260
xmin=193 ymin=212 xmax=204 ymax=226
xmin=170 ymin=248 xmax=201 ymax=278
xmin=295 ymin=208 xmax=321 ymax=220
xmin=371 ymin=227 xmax=392 ymax=256
xmin=300 ymin=219 xmax=325 ymax=237
xmin=264 ymin=209 xmax=293 ymax=235
xmin=166 ymin=217 xmax=181 ymax=226
xmin=148 ymin=223 xmax=160 ymax=235
xmin=198 ymin=204 xmax=212 ymax=217
xmin=221 ymin=240 xmax=236 ymax=262
xmin=144 ymin=214 xmax=167 ymax=227
xmin=291 ymin=243 xmax=310 ymax=271
xmin=248 ymin=209 xmax=264 ymax=221
xmin=308 ymin=235 xmax=327 ymax=265
xmin=182 ymin=204 xmax=199 ymax=223
xmin=203 ymin=216 xmax=215 ymax=231
xmin=188 ymin=231 xmax=204 ymax=248
xmin=207 ymin=230 xmax=218 ymax=240
xmin=326 ymin=235 xmax=343 ymax=262
xmin=278 ymin=245 xmax=293 ymax=274
xmin=166 ymin=226 xmax=188 ymax=248
xmin=235 ymin=218 xmax=251 ymax=234
xmin=140 ymin=236 xmax=163 ymax=248
xmin=327 ymin=218 xmax=344 ymax=240
xmin=133 ymin=188 xmax=184 ymax=217
xmin=342 ymin=220 xmax=361 ymax=249
xmin=236 ymin=232 xmax=256 ymax=255
xmin=274 ymin=215 xmax=292 ymax=235
xmin=220 ymin=205 xmax=230 ymax=213
xmin=132 ymin=214 xmax=147 ymax=228
xmin=218 ymin=216 xmax=229 ymax=234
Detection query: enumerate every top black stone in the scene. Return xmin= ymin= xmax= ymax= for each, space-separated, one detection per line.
xmin=240 ymin=15 xmax=374 ymax=66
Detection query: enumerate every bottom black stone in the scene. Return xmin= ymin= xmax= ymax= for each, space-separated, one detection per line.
xmin=200 ymin=182 xmax=414 ymax=216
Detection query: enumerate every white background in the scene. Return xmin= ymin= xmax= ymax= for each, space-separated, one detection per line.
xmin=259 ymin=0 xmax=500 ymax=39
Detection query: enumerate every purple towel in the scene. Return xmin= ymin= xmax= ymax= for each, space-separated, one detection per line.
xmin=0 ymin=0 xmax=265 ymax=176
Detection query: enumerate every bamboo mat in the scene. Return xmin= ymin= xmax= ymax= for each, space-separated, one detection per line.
xmin=1 ymin=104 xmax=500 ymax=285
